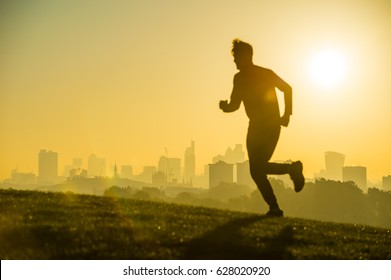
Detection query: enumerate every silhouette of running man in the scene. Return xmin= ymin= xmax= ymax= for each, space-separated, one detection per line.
xmin=219 ymin=39 xmax=304 ymax=217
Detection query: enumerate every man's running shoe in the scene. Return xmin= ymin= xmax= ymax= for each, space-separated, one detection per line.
xmin=266 ymin=208 xmax=284 ymax=217
xmin=290 ymin=161 xmax=305 ymax=192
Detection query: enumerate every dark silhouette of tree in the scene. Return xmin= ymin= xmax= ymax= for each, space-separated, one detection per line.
xmin=103 ymin=186 xmax=134 ymax=198
xmin=102 ymin=180 xmax=391 ymax=228
xmin=367 ymin=188 xmax=391 ymax=227
xmin=208 ymin=182 xmax=252 ymax=202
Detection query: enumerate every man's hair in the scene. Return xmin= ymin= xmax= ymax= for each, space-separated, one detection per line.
xmin=231 ymin=39 xmax=253 ymax=58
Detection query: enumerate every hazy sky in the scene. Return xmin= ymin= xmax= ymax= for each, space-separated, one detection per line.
xmin=1 ymin=0 xmax=390 ymax=181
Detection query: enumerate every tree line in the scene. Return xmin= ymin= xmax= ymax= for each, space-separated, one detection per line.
xmin=104 ymin=178 xmax=391 ymax=228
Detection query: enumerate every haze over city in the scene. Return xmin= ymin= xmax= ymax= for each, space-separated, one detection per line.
xmin=1 ymin=0 xmax=391 ymax=182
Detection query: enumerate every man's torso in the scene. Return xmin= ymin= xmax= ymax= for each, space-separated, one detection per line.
xmin=235 ymin=66 xmax=281 ymax=124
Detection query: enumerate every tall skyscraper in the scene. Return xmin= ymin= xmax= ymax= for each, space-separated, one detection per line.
xmin=324 ymin=151 xmax=345 ymax=181
xmin=38 ymin=150 xmax=58 ymax=185
xmin=88 ymin=154 xmax=106 ymax=177
xmin=209 ymin=161 xmax=234 ymax=188
xmin=158 ymin=156 xmax=181 ymax=182
xmin=343 ymin=166 xmax=367 ymax=192
xmin=184 ymin=141 xmax=195 ymax=184
xmin=383 ymin=175 xmax=391 ymax=191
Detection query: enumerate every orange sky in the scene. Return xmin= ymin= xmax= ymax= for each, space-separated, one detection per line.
xmin=1 ymin=0 xmax=390 ymax=182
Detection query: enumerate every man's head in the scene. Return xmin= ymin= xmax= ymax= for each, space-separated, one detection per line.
xmin=231 ymin=39 xmax=253 ymax=70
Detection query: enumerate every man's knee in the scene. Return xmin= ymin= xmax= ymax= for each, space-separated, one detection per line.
xmin=249 ymin=163 xmax=267 ymax=181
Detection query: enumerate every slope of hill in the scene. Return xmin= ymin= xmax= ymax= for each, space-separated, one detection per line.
xmin=0 ymin=189 xmax=390 ymax=259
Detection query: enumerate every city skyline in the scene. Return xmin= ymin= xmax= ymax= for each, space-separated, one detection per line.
xmin=2 ymin=145 xmax=389 ymax=189
xmin=2 ymin=142 xmax=388 ymax=182
xmin=1 ymin=1 xmax=391 ymax=183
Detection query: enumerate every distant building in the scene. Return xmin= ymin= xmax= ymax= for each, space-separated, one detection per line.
xmin=152 ymin=171 xmax=167 ymax=186
xmin=209 ymin=161 xmax=234 ymax=188
xmin=236 ymin=160 xmax=255 ymax=188
xmin=113 ymin=163 xmax=119 ymax=179
xmin=184 ymin=141 xmax=195 ymax=184
xmin=69 ymin=168 xmax=87 ymax=179
xmin=121 ymin=165 xmax=133 ymax=179
xmin=343 ymin=166 xmax=367 ymax=192
xmin=136 ymin=166 xmax=156 ymax=183
xmin=226 ymin=144 xmax=245 ymax=164
xmin=204 ymin=164 xmax=209 ymax=179
xmin=314 ymin=169 xmax=327 ymax=179
xmin=383 ymin=175 xmax=391 ymax=191
xmin=213 ymin=144 xmax=245 ymax=164
xmin=193 ymin=173 xmax=208 ymax=188
xmin=5 ymin=170 xmax=36 ymax=186
xmin=325 ymin=151 xmax=345 ymax=181
xmin=200 ymin=164 xmax=209 ymax=187
xmin=63 ymin=158 xmax=84 ymax=178
xmin=158 ymin=156 xmax=181 ymax=183
xmin=88 ymin=154 xmax=106 ymax=177
xmin=37 ymin=150 xmax=58 ymax=185
xmin=63 ymin=165 xmax=74 ymax=177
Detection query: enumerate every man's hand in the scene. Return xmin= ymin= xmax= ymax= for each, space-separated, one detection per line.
xmin=219 ymin=100 xmax=228 ymax=111
xmin=280 ymin=114 xmax=290 ymax=127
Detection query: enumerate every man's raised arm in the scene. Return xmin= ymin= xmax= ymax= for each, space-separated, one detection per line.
xmin=219 ymin=74 xmax=241 ymax=113
xmin=274 ymin=73 xmax=292 ymax=127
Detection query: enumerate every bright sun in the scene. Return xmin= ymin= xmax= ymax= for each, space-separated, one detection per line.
xmin=309 ymin=50 xmax=347 ymax=89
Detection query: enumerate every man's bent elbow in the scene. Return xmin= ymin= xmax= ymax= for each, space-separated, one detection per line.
xmin=228 ymin=104 xmax=241 ymax=112
xmin=285 ymin=85 xmax=292 ymax=95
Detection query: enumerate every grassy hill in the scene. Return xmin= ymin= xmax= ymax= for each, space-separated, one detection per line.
xmin=0 ymin=188 xmax=390 ymax=259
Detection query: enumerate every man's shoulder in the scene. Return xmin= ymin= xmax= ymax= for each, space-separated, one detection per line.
xmin=254 ymin=65 xmax=274 ymax=74
xmin=233 ymin=71 xmax=242 ymax=82
xmin=234 ymin=66 xmax=275 ymax=81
